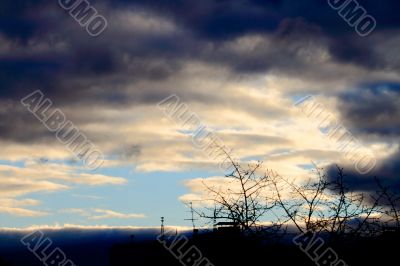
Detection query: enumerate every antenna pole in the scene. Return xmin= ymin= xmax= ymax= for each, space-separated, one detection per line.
xmin=190 ymin=202 xmax=195 ymax=230
xmin=160 ymin=217 xmax=165 ymax=240
xmin=184 ymin=202 xmax=197 ymax=232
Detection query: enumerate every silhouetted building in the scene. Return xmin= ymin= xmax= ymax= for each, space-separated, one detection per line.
xmin=213 ymin=222 xmax=240 ymax=235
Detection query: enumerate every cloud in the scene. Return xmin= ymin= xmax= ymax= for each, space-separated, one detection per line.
xmin=326 ymin=147 xmax=400 ymax=192
xmin=337 ymin=82 xmax=400 ymax=137
xmin=1 ymin=0 xmax=399 ymax=109
xmin=323 ymin=82 xmax=400 ymax=192
xmin=0 ymin=206 xmax=49 ymax=217
xmin=60 ymin=208 xmax=89 ymax=217
xmin=0 ymin=224 xmax=190 ymax=232
xmin=0 ymin=198 xmax=49 ymax=217
xmin=90 ymin=209 xmax=146 ymax=220
xmin=0 ymin=161 xmax=126 ymax=218
xmin=60 ymin=208 xmax=146 ymax=220
xmin=71 ymin=194 xmax=103 ymax=200
xmin=179 ymin=171 xmax=315 ymax=210
xmin=0 ymin=0 xmax=399 ymax=223
xmin=0 ymin=163 xmax=127 ymax=187
xmin=0 ymin=175 xmax=67 ymax=198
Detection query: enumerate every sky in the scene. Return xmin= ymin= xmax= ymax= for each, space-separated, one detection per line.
xmin=0 ymin=0 xmax=400 ymax=229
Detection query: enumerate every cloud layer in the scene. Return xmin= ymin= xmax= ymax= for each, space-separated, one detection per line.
xmin=0 ymin=0 xmax=399 ymax=221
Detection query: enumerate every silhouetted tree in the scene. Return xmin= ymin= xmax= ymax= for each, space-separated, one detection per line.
xmin=375 ymin=177 xmax=400 ymax=228
xmin=271 ymin=165 xmax=382 ymax=237
xmin=324 ymin=166 xmax=382 ymax=237
xmin=271 ymin=164 xmax=329 ymax=233
xmin=195 ymin=149 xmax=278 ymax=234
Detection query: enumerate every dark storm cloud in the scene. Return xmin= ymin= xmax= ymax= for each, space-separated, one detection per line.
xmin=0 ymin=56 xmax=60 ymax=99
xmin=337 ymin=82 xmax=400 ymax=136
xmin=1 ymin=0 xmax=400 ymax=143
xmin=325 ymin=82 xmax=400 ymax=193
xmin=0 ymin=32 xmax=182 ymax=105
xmin=0 ymin=1 xmax=184 ymax=105
xmin=326 ymin=147 xmax=400 ymax=193
xmin=110 ymin=0 xmax=400 ymax=38
xmin=326 ymin=83 xmax=400 ymax=191
xmin=1 ymin=0 xmax=399 ymax=102
xmin=0 ymin=0 xmax=49 ymax=43
xmin=328 ymin=36 xmax=381 ymax=69
xmin=0 ymin=103 xmax=55 ymax=143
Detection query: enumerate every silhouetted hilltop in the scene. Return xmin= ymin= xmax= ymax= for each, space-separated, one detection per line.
xmin=1 ymin=228 xmax=400 ymax=265
xmin=110 ymin=229 xmax=400 ymax=266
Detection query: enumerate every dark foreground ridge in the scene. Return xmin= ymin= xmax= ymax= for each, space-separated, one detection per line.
xmin=110 ymin=229 xmax=400 ymax=266
xmin=0 ymin=228 xmax=399 ymax=266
